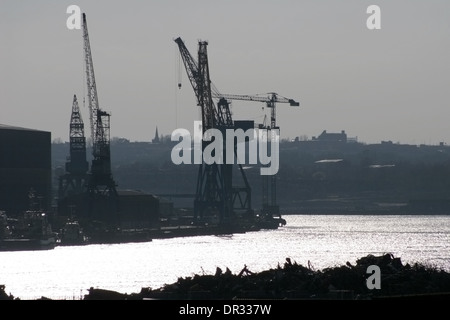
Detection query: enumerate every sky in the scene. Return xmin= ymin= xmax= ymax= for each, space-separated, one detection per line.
xmin=1 ymin=0 xmax=450 ymax=145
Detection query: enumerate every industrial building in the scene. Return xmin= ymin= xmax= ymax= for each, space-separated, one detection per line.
xmin=312 ymin=130 xmax=348 ymax=143
xmin=0 ymin=124 xmax=52 ymax=215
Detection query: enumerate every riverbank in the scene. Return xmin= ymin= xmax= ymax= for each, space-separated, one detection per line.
xmin=3 ymin=253 xmax=450 ymax=300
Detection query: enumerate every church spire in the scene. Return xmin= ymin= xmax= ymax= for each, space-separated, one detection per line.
xmin=152 ymin=126 xmax=160 ymax=143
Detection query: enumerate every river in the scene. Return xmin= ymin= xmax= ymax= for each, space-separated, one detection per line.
xmin=1 ymin=214 xmax=449 ymax=300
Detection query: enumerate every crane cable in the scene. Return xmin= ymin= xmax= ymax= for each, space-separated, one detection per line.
xmin=177 ymin=50 xmax=182 ymax=90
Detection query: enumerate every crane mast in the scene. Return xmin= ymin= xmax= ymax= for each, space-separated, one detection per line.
xmin=58 ymin=95 xmax=89 ymax=202
xmin=82 ymin=13 xmax=118 ymax=219
xmin=82 ymin=14 xmax=99 ymax=147
xmin=175 ymin=37 xmax=252 ymax=224
xmin=67 ymin=95 xmax=89 ymax=176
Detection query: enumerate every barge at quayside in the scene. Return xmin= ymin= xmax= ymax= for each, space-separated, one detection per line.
xmin=58 ymin=210 xmax=287 ymax=244
xmin=151 ymin=210 xmax=287 ymax=239
xmin=0 ymin=210 xmax=57 ymax=251
xmin=0 ymin=207 xmax=287 ymax=249
xmin=70 ymin=213 xmax=286 ymax=244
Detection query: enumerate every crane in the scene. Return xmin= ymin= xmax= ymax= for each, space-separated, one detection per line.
xmin=211 ymin=93 xmax=300 ymax=217
xmin=212 ymin=92 xmax=299 ymax=129
xmin=58 ymin=95 xmax=89 ymax=202
xmin=82 ymin=13 xmax=118 ymax=220
xmin=174 ymin=37 xmax=252 ymax=224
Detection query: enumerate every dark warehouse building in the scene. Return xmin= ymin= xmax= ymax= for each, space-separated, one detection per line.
xmin=0 ymin=124 xmax=52 ymax=215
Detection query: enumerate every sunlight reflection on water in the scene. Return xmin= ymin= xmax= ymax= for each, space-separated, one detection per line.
xmin=1 ymin=214 xmax=449 ymax=299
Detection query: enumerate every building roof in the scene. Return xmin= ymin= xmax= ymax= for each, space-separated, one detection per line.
xmin=312 ymin=130 xmax=347 ymax=142
xmin=0 ymin=123 xmax=48 ymax=133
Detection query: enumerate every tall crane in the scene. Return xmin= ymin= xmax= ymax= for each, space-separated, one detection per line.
xmin=174 ymin=37 xmax=252 ymax=224
xmin=211 ymin=92 xmax=300 ymax=217
xmin=82 ymin=13 xmax=118 ymax=219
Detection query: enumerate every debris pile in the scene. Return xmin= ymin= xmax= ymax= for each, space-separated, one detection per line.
xmin=86 ymin=253 xmax=450 ymax=300
xmin=0 ymin=285 xmax=14 ymax=300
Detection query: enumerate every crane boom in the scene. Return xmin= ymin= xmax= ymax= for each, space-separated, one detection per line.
xmin=175 ymin=38 xmax=222 ymax=100
xmin=213 ymin=93 xmax=299 ymax=107
xmin=82 ymin=13 xmax=118 ymax=220
xmin=174 ymin=37 xmax=231 ymax=127
xmin=174 ymin=37 xmax=200 ymax=106
xmin=175 ymin=37 xmax=217 ymax=128
xmin=82 ymin=13 xmax=99 ymax=147
xmin=214 ymin=92 xmax=299 ymax=130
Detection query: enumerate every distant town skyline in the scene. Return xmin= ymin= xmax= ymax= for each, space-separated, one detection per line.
xmin=1 ymin=0 xmax=450 ymax=145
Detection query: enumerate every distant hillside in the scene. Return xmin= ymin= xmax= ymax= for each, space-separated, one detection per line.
xmin=51 ymin=139 xmax=450 ymax=214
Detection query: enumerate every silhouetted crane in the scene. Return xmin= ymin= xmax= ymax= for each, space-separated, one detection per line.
xmin=174 ymin=37 xmax=252 ymax=224
xmin=82 ymin=13 xmax=118 ymax=220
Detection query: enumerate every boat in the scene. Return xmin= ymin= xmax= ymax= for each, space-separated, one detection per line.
xmin=254 ymin=213 xmax=287 ymax=230
xmin=58 ymin=220 xmax=89 ymax=246
xmin=0 ymin=210 xmax=56 ymax=251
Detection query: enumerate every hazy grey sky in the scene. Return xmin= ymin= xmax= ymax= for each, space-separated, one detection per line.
xmin=1 ymin=0 xmax=450 ymax=145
